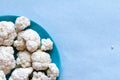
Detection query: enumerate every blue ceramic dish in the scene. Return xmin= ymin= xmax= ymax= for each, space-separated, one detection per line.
xmin=0 ymin=15 xmax=61 ymax=80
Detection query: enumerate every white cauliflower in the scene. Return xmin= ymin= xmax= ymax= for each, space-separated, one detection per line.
xmin=15 ymin=16 xmax=30 ymax=31
xmin=41 ymin=38 xmax=53 ymax=51
xmin=16 ymin=51 xmax=31 ymax=68
xmin=0 ymin=46 xmax=15 ymax=74
xmin=9 ymin=67 xmax=33 ymax=80
xmin=0 ymin=21 xmax=17 ymax=46
xmin=47 ymin=63 xmax=59 ymax=80
xmin=31 ymin=50 xmax=51 ymax=70
xmin=0 ymin=70 xmax=6 ymax=80
xmin=14 ymin=38 xmax=26 ymax=50
xmin=0 ymin=46 xmax=14 ymax=55
xmin=32 ymin=71 xmax=49 ymax=80
xmin=14 ymin=29 xmax=40 ymax=52
xmin=0 ymin=16 xmax=59 ymax=80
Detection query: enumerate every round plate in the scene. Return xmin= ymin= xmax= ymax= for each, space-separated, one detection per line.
xmin=0 ymin=15 xmax=61 ymax=80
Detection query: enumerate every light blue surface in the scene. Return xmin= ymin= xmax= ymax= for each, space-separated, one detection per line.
xmin=0 ymin=0 xmax=120 ymax=80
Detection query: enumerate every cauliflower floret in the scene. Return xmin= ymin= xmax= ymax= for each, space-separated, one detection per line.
xmin=9 ymin=67 xmax=33 ymax=80
xmin=31 ymin=50 xmax=51 ymax=70
xmin=14 ymin=38 xmax=26 ymax=50
xmin=16 ymin=51 xmax=31 ymax=68
xmin=47 ymin=63 xmax=59 ymax=80
xmin=0 ymin=21 xmax=17 ymax=46
xmin=0 ymin=70 xmax=6 ymax=80
xmin=32 ymin=71 xmax=49 ymax=80
xmin=0 ymin=46 xmax=14 ymax=55
xmin=14 ymin=29 xmax=40 ymax=52
xmin=41 ymin=38 xmax=53 ymax=51
xmin=0 ymin=46 xmax=15 ymax=74
xmin=15 ymin=16 xmax=30 ymax=31
xmin=26 ymin=41 xmax=38 ymax=52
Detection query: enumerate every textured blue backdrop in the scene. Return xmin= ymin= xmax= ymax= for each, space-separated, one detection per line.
xmin=1 ymin=0 xmax=120 ymax=80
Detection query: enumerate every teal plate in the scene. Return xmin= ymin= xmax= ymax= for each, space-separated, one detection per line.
xmin=0 ymin=15 xmax=61 ymax=80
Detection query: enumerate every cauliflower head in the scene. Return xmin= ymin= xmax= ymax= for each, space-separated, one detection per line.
xmin=14 ymin=38 xmax=26 ymax=50
xmin=15 ymin=16 xmax=30 ymax=31
xmin=0 ymin=46 xmax=15 ymax=74
xmin=0 ymin=16 xmax=59 ymax=80
xmin=0 ymin=21 xmax=17 ymax=46
xmin=41 ymin=38 xmax=53 ymax=51
xmin=9 ymin=67 xmax=33 ymax=80
xmin=0 ymin=46 xmax=14 ymax=55
xmin=31 ymin=50 xmax=51 ymax=70
xmin=32 ymin=71 xmax=49 ymax=80
xmin=14 ymin=29 xmax=40 ymax=52
xmin=47 ymin=63 xmax=59 ymax=80
xmin=16 ymin=51 xmax=31 ymax=68
xmin=0 ymin=70 xmax=6 ymax=80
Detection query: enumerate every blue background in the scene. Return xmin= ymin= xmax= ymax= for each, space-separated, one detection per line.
xmin=1 ymin=0 xmax=120 ymax=80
